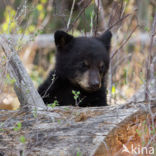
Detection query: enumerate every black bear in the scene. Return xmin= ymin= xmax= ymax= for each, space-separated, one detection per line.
xmin=38 ymin=30 xmax=112 ymax=107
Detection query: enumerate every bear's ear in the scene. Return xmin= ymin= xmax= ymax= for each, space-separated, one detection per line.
xmin=54 ymin=30 xmax=74 ymax=48
xmin=98 ymin=30 xmax=112 ymax=51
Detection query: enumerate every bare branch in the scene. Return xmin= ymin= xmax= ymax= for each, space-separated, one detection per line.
xmin=107 ymin=14 xmax=131 ymax=32
xmin=145 ymin=13 xmax=156 ymax=101
xmin=110 ymin=25 xmax=139 ymax=59
xmin=67 ymin=0 xmax=76 ymax=29
xmin=66 ymin=0 xmax=92 ymax=32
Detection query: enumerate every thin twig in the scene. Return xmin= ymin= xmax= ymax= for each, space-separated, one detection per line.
xmin=94 ymin=0 xmax=100 ymax=36
xmin=145 ymin=13 xmax=156 ymax=101
xmin=108 ymin=1 xmax=117 ymax=27
xmin=107 ymin=14 xmax=131 ymax=31
xmin=111 ymin=25 xmax=139 ymax=60
xmin=67 ymin=0 xmax=76 ymax=29
xmin=66 ymin=0 xmax=92 ymax=32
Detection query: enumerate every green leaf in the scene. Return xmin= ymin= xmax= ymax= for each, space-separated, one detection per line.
xmin=14 ymin=122 xmax=22 ymax=131
xmin=6 ymin=74 xmax=16 ymax=85
xmin=144 ymin=26 xmax=149 ymax=32
xmin=19 ymin=135 xmax=26 ymax=143
xmin=77 ymin=91 xmax=80 ymax=95
xmin=57 ymin=119 xmax=61 ymax=124
xmin=33 ymin=107 xmax=38 ymax=118
xmin=0 ymin=123 xmax=4 ymax=132
xmin=123 ymin=68 xmax=128 ymax=84
xmin=72 ymin=90 xmax=76 ymax=94
xmin=76 ymin=151 xmax=82 ymax=156
xmin=48 ymin=100 xmax=59 ymax=108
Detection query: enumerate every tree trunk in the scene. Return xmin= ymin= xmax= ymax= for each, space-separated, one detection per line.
xmin=0 ymin=38 xmax=46 ymax=111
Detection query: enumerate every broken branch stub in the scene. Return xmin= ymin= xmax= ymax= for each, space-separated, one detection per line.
xmin=0 ymin=38 xmax=46 ymax=111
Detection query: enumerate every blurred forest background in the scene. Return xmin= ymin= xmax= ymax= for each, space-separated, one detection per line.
xmin=0 ymin=0 xmax=155 ymax=110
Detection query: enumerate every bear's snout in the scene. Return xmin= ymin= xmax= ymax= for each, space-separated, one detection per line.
xmin=88 ymin=69 xmax=101 ymax=91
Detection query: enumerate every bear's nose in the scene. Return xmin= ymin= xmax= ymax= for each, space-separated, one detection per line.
xmin=90 ymin=80 xmax=100 ymax=89
xmin=89 ymin=69 xmax=101 ymax=90
xmin=90 ymin=81 xmax=100 ymax=89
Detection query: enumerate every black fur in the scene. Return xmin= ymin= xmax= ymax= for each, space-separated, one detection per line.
xmin=38 ymin=30 xmax=112 ymax=107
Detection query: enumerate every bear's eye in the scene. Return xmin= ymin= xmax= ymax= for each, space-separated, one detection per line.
xmin=82 ymin=61 xmax=89 ymax=68
xmin=99 ymin=62 xmax=104 ymax=72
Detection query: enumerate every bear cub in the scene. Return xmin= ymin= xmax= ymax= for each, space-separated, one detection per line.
xmin=38 ymin=30 xmax=112 ymax=107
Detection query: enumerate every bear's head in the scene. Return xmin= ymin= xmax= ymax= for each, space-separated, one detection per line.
xmin=54 ymin=30 xmax=112 ymax=92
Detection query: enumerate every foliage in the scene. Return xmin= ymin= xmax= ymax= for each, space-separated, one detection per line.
xmin=13 ymin=122 xmax=22 ymax=131
xmin=5 ymin=74 xmax=16 ymax=85
xmin=19 ymin=135 xmax=26 ymax=143
xmin=0 ymin=0 xmax=155 ymax=106
xmin=72 ymin=90 xmax=82 ymax=106
xmin=72 ymin=90 xmax=80 ymax=101
xmin=48 ymin=100 xmax=59 ymax=108
xmin=1 ymin=6 xmax=16 ymax=33
xmin=0 ymin=0 xmax=47 ymax=34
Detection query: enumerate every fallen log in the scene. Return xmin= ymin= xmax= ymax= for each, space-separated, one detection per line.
xmin=0 ymin=33 xmax=154 ymax=49
xmin=0 ymin=102 xmax=155 ymax=156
